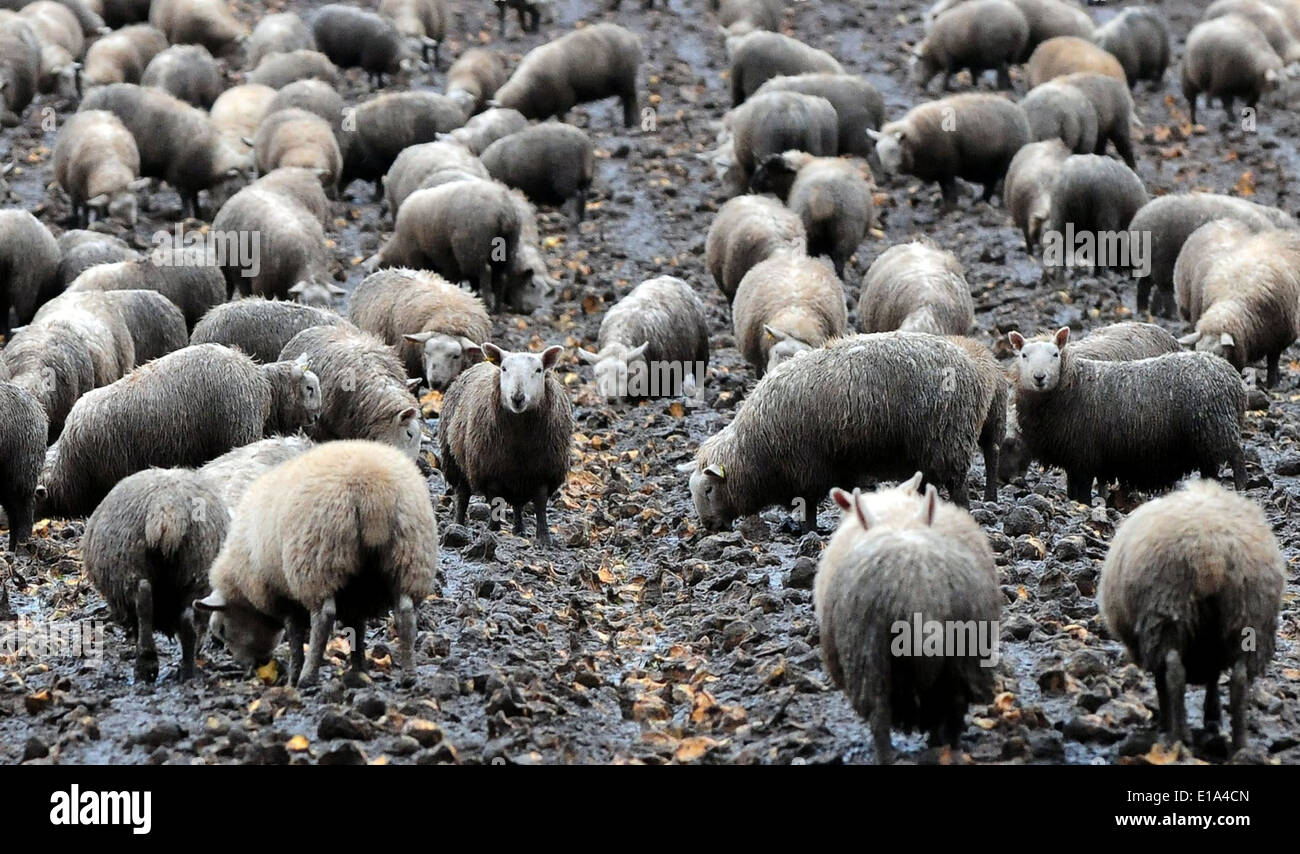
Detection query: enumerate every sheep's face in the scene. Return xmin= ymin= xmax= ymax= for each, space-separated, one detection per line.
xmin=288 ymin=280 xmax=346 ymax=308
xmin=376 ymin=406 xmax=423 ymax=458
xmin=1009 ymin=327 xmax=1068 ymax=391
xmin=684 ymin=463 xmax=735 ymax=530
xmin=871 ymin=127 xmax=909 ymax=176
xmin=764 ymin=326 xmax=813 ymax=373
xmin=1193 ymin=330 xmax=1240 ymax=366
xmin=580 ymin=342 xmax=649 ymax=403
xmin=297 ymin=367 xmax=322 ymax=424
xmin=907 ymin=49 xmax=937 ymax=89
xmin=411 ymin=333 xmax=480 ymax=392
xmin=195 ymin=595 xmax=283 ymax=670
xmin=107 ymin=192 xmax=138 ymax=226
xmin=486 ymin=343 xmax=564 ymax=414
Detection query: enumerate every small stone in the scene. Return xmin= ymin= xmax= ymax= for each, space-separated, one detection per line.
xmin=1275 ymin=455 xmax=1300 ymax=476
xmin=1003 ymin=506 xmax=1043 ymax=536
xmin=1053 ymin=536 xmax=1086 ymax=561
xmin=317 ymin=711 xmax=368 ymax=741
xmin=1066 ymin=649 xmax=1108 ymax=679
xmin=441 ymin=524 xmax=472 ymax=547
xmin=464 ymin=531 xmax=497 ymax=561
xmin=785 ymin=557 xmax=817 ymax=589
xmin=403 ymin=718 xmax=444 ymax=747
xmin=353 ymin=693 xmax=388 ymax=720
xmin=318 ymin=743 xmax=367 ymax=765
xmin=1002 ymin=613 xmax=1037 ymax=640
xmin=387 ymin=735 xmax=421 ymax=757
xmin=21 ymin=737 xmax=49 ymax=761
xmin=721 ymin=620 xmax=753 ymax=651
xmin=136 ymin=722 xmax=185 ymax=748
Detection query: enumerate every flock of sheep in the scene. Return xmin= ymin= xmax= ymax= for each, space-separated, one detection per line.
xmin=0 ymin=0 xmax=1297 ymax=763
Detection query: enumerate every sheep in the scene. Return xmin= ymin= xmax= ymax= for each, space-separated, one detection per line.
xmin=492 ymin=23 xmax=642 ymax=127
xmin=1004 ymin=138 xmax=1070 ymax=249
xmin=340 ymin=90 xmax=468 ymax=195
xmin=1 ymin=323 xmax=97 ymax=439
xmin=288 ymin=281 xmax=347 ymax=309
xmin=1052 ymin=72 xmax=1139 ymax=167
xmin=99 ymin=0 xmax=152 ymax=28
xmin=53 ymin=110 xmax=145 ymax=228
xmin=1007 ymin=326 xmax=1246 ymax=503
xmin=749 ymin=151 xmax=873 ymax=278
xmin=55 ymin=230 xmax=138 ymax=288
xmin=858 ymin=241 xmax=974 ymax=336
xmin=0 ymin=381 xmax=46 ymax=551
xmin=348 ymin=267 xmax=490 ymax=391
xmin=816 ymin=482 xmax=1000 ymax=763
xmin=439 ymin=343 xmax=573 ymax=545
xmin=726 ymin=30 xmax=842 ymax=106
xmin=445 ymin=48 xmax=507 ymax=115
xmin=265 ymin=79 xmax=343 ymax=133
xmin=278 ymin=325 xmax=423 ymax=454
xmin=20 ymin=0 xmax=83 ymax=97
xmin=253 ymin=107 xmax=343 ymax=195
xmin=79 ymin=83 xmax=252 ymax=219
xmin=190 ymin=298 xmax=351 ymax=364
xmin=732 ymin=253 xmax=847 ymax=378
xmin=1093 ymin=6 xmax=1172 ymax=89
xmin=80 ymin=24 xmax=167 ymax=87
xmin=0 ymin=208 xmax=60 ymax=339
xmin=751 ymin=73 xmax=885 ymax=158
xmin=576 ymin=276 xmax=710 ymax=402
xmin=194 ymin=440 xmax=437 ymax=687
xmin=1041 ymin=153 xmax=1148 ymax=278
xmin=244 ymin=12 xmax=314 ymax=68
xmin=246 ymin=49 xmax=340 ymax=89
xmin=1019 ymin=81 xmax=1098 ymax=154
xmin=869 ymin=93 xmax=1031 ymax=211
xmin=311 ymin=4 xmax=406 ymax=88
xmin=370 ymin=178 xmax=521 ymax=313
xmin=714 ymin=0 xmax=784 ymax=36
xmin=1205 ymin=0 xmax=1300 ymax=63
xmin=380 ymin=0 xmax=446 ymax=66
xmin=210 ymin=84 xmax=275 ymax=157
xmin=705 ymin=194 xmax=807 ymax=301
xmin=82 ymin=468 xmax=228 ymax=681
xmin=911 ymin=0 xmax=1029 ymax=92
xmin=27 ymin=289 xmax=135 ymax=390
xmin=1182 ymin=14 xmax=1285 ymax=126
xmin=239 ymin=161 xmax=331 ymax=225
xmin=505 ymin=189 xmax=554 ymax=313
xmin=479 ymin=123 xmax=594 ymax=220
xmin=924 ymin=0 xmax=1093 ymax=57
xmin=149 ymin=0 xmax=247 ymax=57
xmin=0 ymin=13 xmax=40 ymax=126
xmin=1126 ymin=193 xmax=1293 ymax=316
xmin=716 ymin=90 xmax=838 ymax=196
xmin=1026 ymin=36 xmax=1127 ymax=88
xmin=445 ymin=107 xmax=529 ymax=155
xmin=493 ymin=0 xmax=553 ymax=37
xmin=679 ymin=332 xmax=986 ymax=531
xmin=141 ymin=43 xmax=221 ymax=109
xmin=999 ymin=321 xmax=1183 ymax=483
xmin=383 ymin=140 xmax=490 ymax=216
xmin=1174 ymin=226 xmax=1300 ymax=388
xmin=1172 ymin=219 xmax=1255 ymax=323
xmin=66 ymin=258 xmax=225 ymax=331
xmin=211 ymin=175 xmax=328 ymax=301
xmin=1099 ymin=479 xmax=1284 ymax=750
xmin=195 ymin=434 xmax=315 ymax=512
xmin=35 ymin=343 xmax=321 ymax=518
xmin=88 ymin=289 xmax=189 ymax=364
xmin=1 ymin=0 xmax=103 ymax=34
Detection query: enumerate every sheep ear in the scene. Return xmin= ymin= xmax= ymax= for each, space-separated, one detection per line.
xmin=675 ymin=461 xmax=697 ymax=473
xmin=1053 ymin=327 xmax=1070 ymax=348
xmin=866 ymin=128 xmax=882 ymax=141
xmin=403 ymin=331 xmax=435 ymax=344
xmin=577 ymin=347 xmax=601 ymax=364
xmin=127 ymin=177 xmax=150 ymax=191
xmin=1007 ymin=331 xmax=1025 ymax=351
xmin=830 ymin=487 xmax=854 ymax=511
xmin=1178 ymin=331 xmax=1201 ymax=347
xmin=293 ymin=352 xmax=311 ymax=371
xmin=703 ymin=463 xmax=725 ymax=480
xmin=763 ymin=324 xmax=789 ymax=342
xmin=901 ymin=472 xmax=924 ymax=494
xmin=241 ymin=136 xmax=255 ymax=148
xmin=462 ymin=340 xmax=484 ymax=361
xmin=194 ymin=592 xmax=227 ymax=613
xmin=851 ymin=490 xmax=874 ymax=530
xmin=406 ymin=377 xmax=423 ymax=392
xmin=396 ymin=407 xmax=418 ymax=423
xmin=482 ymin=342 xmax=504 ymax=364
xmin=288 ymin=281 xmax=307 ymax=294
xmin=918 ymin=485 xmax=939 ymax=526
xmin=540 ymin=345 xmax=564 ymax=370
xmin=328 ymin=282 xmax=346 ymax=295
xmin=86 ymin=193 xmax=109 ymax=208
xmin=1219 ymin=332 xmax=1235 ymax=348
xmin=627 ymin=341 xmax=649 ymax=361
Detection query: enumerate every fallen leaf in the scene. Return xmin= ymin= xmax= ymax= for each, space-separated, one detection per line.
xmin=286 ymin=735 xmax=310 ymax=752
xmin=674 ymin=736 xmax=720 ymax=763
xmin=256 ymin=659 xmax=279 ymax=685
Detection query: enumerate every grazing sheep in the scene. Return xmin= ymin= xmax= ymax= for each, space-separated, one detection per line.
xmin=195 ymin=435 xmax=315 ymax=512
xmin=265 ymin=79 xmax=343 ymax=133
xmin=244 ymin=12 xmax=314 ymax=68
xmin=311 ymin=4 xmax=406 ymax=87
xmin=380 ymin=0 xmax=446 ymax=65
xmin=1205 ymin=0 xmax=1300 ymax=63
xmin=445 ymin=48 xmax=507 ymax=114
xmin=1041 ymin=153 xmax=1148 ymax=276
xmin=439 ymin=343 xmax=573 ymax=545
xmin=577 ymin=276 xmax=710 ymax=402
xmin=715 ymin=0 xmax=784 ymax=36
xmin=190 ymin=298 xmax=351 ymax=363
xmin=1004 ymin=139 xmax=1070 ymax=249
xmin=0 ymin=13 xmax=41 ymax=125
xmin=20 ymin=0 xmax=83 ymax=97
xmin=349 ymin=267 xmax=490 ymax=391
xmin=0 ymin=381 xmax=46 ymax=551
xmin=445 ymin=107 xmax=529 ymax=155
xmin=1008 ymin=326 xmax=1246 ymax=503
xmin=870 ymin=93 xmax=1031 ymax=211
xmin=816 ymin=483 xmax=999 ymax=763
xmin=505 ymin=189 xmax=554 ymax=313
xmin=912 ymin=0 xmax=1029 ymax=91
xmin=55 ymin=230 xmax=138 ymax=288
xmin=1099 ymin=479 xmax=1284 ymax=751
xmin=66 ymin=257 xmax=225 ymax=331
xmin=195 ymin=440 xmax=437 ymax=687
xmin=717 ymin=90 xmax=838 ymax=196
xmin=751 ymin=73 xmax=884 ymax=157
xmin=0 ymin=208 xmax=60 ymax=338
xmin=1 ymin=322 xmax=97 ymax=439
xmin=36 ymin=344 xmax=320 ymax=518
xmin=681 ymin=332 xmax=986 ymax=531
xmin=383 ymin=140 xmax=489 ymax=215
xmin=210 ymin=83 xmax=276 ymax=155
xmin=90 ymin=289 xmax=188 ymax=364
xmin=1026 ymin=36 xmax=1127 ymax=87
xmin=732 ymin=254 xmax=848 ymax=377
xmin=1174 ymin=226 xmax=1300 ymax=388
xmin=254 ymin=107 xmax=343 ymax=195
xmin=1093 ymin=6 xmax=1172 ymax=88
xmin=288 ymin=281 xmax=346 ymax=309
xmin=1182 ymin=14 xmax=1284 ymax=125
xmin=3 ymin=0 xmax=103 ymax=34
xmin=493 ymin=23 xmax=642 ymax=127
xmin=371 ymin=179 xmax=520 ymax=312
xmin=924 ymin=0 xmax=1093 ymax=56
xmin=53 ymin=110 xmax=145 ymax=227
xmin=80 ymin=23 xmax=167 ymax=87
xmin=28 ymin=290 xmax=136 ymax=391
xmin=211 ymin=173 xmax=328 ymax=301
xmin=246 ymin=49 xmax=340 ymax=89
xmin=1127 ymin=193 xmax=1292 ymax=316
xmin=141 ymin=43 xmax=221 ymax=109
xmin=278 ymin=325 xmax=423 ymax=454
xmin=240 ymin=161 xmax=332 ymax=225
xmin=82 ymin=468 xmax=228 ymax=681
xmin=340 ymin=90 xmax=467 ymax=195
xmin=1019 ymin=81 xmax=1099 ymax=154
xmin=705 ymin=194 xmax=807 ymax=301
xmin=79 ymin=83 xmax=252 ymax=219
xmin=1053 ymin=72 xmax=1139 ymax=167
xmin=749 ymin=151 xmax=873 ymax=278
xmin=726 ymin=30 xmax=842 ymax=107
xmin=480 ymin=123 xmax=594 ymax=219
xmin=858 ymin=241 xmax=974 ymax=336
xmin=149 ymin=0 xmax=247 ymax=57
xmin=1172 ymin=219 xmax=1255 ymax=322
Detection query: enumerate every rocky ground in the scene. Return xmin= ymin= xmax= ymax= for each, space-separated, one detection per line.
xmin=1 ymin=0 xmax=1298 ymax=765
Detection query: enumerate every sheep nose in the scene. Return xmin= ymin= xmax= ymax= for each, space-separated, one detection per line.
xmin=511 ymin=392 xmax=526 ymax=409
xmin=1033 ymin=372 xmax=1046 ymax=384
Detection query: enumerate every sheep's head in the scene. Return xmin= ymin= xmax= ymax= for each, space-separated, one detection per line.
xmin=577 ymin=341 xmax=649 ymax=402
xmin=375 ymin=403 xmax=423 ymax=458
xmin=867 ymin=125 xmax=909 ymax=175
xmin=907 ymin=43 xmax=938 ymax=89
xmin=677 ymin=460 xmax=736 ymax=530
xmin=288 ymin=280 xmax=347 ymax=308
xmin=404 ymin=332 xmax=482 ymax=392
xmin=764 ymin=325 xmax=813 ymax=373
xmin=1179 ymin=330 xmax=1238 ymax=366
xmin=484 ymin=342 xmax=563 ymax=414
xmin=265 ymin=353 xmax=321 ymax=429
xmin=1009 ymin=327 xmax=1068 ymax=391
xmin=194 ymin=591 xmax=284 ymax=670
xmin=749 ymin=150 xmax=804 ymax=197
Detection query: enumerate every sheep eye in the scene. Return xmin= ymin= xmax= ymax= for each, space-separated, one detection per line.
xmin=535 ymin=368 xmax=542 ymax=375
xmin=1053 ymin=353 xmax=1059 ymax=359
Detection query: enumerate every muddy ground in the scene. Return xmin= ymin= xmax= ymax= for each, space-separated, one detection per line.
xmin=1 ymin=0 xmax=1298 ymax=765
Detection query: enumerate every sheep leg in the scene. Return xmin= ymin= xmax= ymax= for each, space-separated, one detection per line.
xmin=996 ymin=63 xmax=1011 ymax=90
xmin=533 ymin=487 xmax=552 ymax=546
xmin=341 ymin=610 xmax=366 ymax=673
xmin=286 ymin=614 xmax=307 ymax=686
xmin=938 ymin=178 xmax=959 ymax=213
xmin=571 ymin=187 xmax=588 ymax=223
xmin=941 ymin=71 xmax=952 ymax=92
xmin=1203 ymin=671 xmax=1221 ymax=731
xmin=177 ymin=606 xmax=198 ymax=682
xmin=1162 ymin=648 xmax=1189 ymax=746
xmin=395 ymin=594 xmax=417 ymax=678
xmin=512 ymin=504 xmax=525 ymax=535
xmin=1228 ymin=658 xmax=1249 ymax=751
xmin=371 ymin=180 xmax=384 ymax=202
xmin=1266 ymin=351 xmax=1281 ymax=388
xmin=454 ymin=484 xmax=470 ymax=526
xmin=134 ymin=580 xmax=159 ymax=683
xmin=1186 ymin=91 xmax=1198 ymax=126
xmin=1066 ymin=471 xmax=1092 ymax=504
xmin=1221 ymin=95 xmax=1235 ymax=123
xmin=945 ymin=698 xmax=966 ymax=750
xmin=1230 ymin=446 xmax=1246 ymax=491
xmin=1154 ymin=668 xmax=1170 ymax=735
xmin=297 ymin=596 xmax=337 ymax=687
xmin=0 ymin=291 xmax=10 ymax=339
xmin=982 ymin=443 xmax=999 ymax=502
xmin=870 ymin=703 xmax=894 ymax=765
xmin=621 ymin=91 xmax=637 ymax=128
xmin=799 ymin=493 xmax=820 ymax=533
xmin=497 ymin=4 xmax=506 ymax=36
xmin=5 ymin=497 xmax=33 ymax=552
xmin=1135 ymin=279 xmax=1152 ymax=313
xmin=947 ymin=475 xmax=968 ymax=508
